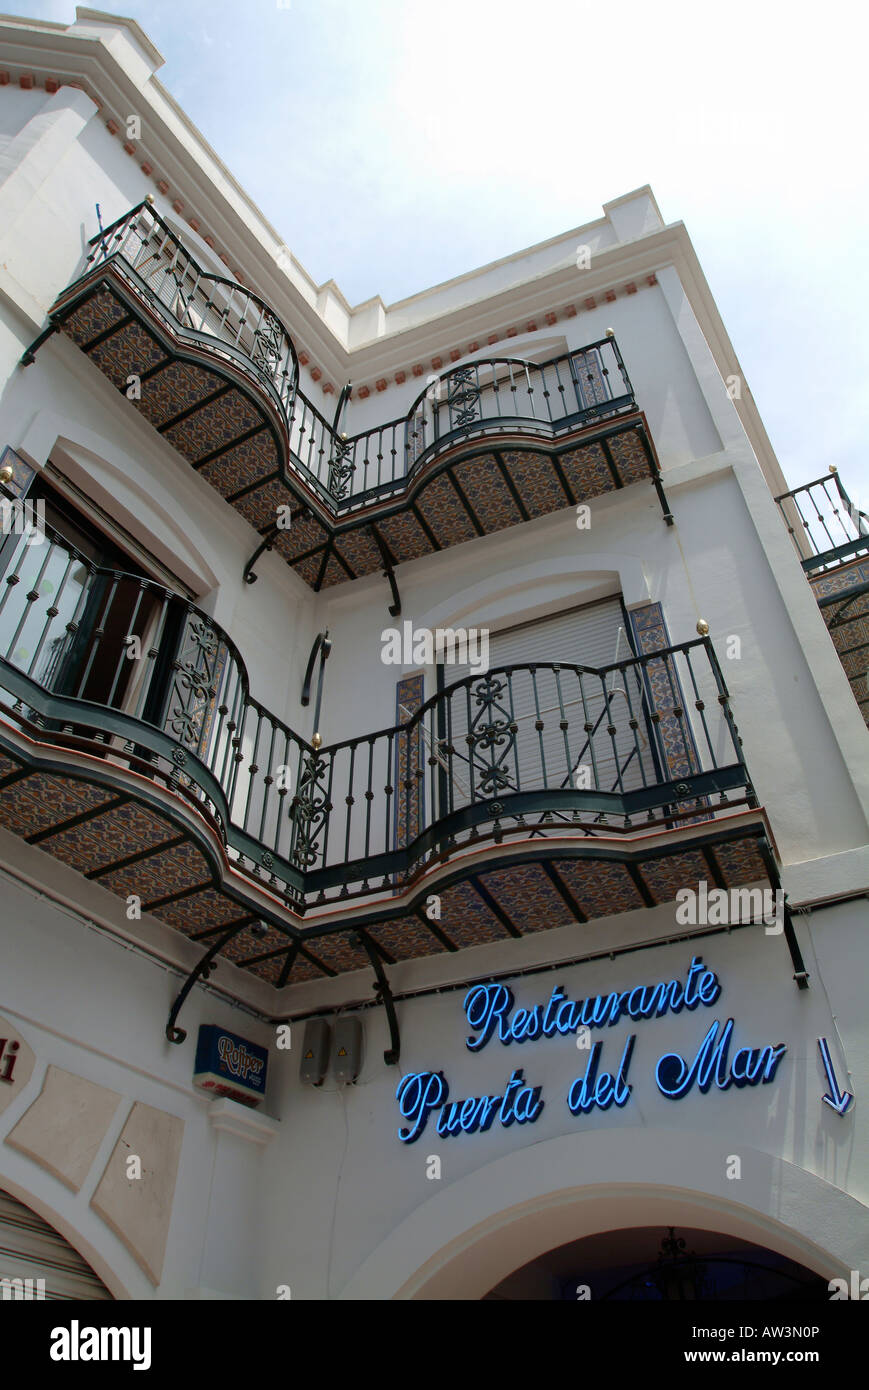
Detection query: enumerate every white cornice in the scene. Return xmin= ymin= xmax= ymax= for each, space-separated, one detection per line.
xmin=0 ymin=10 xmax=787 ymax=493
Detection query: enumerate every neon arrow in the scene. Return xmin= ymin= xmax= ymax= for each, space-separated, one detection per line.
xmin=818 ymin=1037 xmax=854 ymax=1115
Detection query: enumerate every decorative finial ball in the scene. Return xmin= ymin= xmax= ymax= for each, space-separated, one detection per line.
xmin=605 ymin=327 xmax=614 ymax=337
xmin=0 ymin=464 xmax=14 ymax=485
xmin=145 ymin=193 xmax=155 ymax=205
xmin=828 ymin=464 xmax=837 ymax=474
xmin=696 ymin=619 xmax=710 ymax=636
xmin=311 ymin=732 xmax=322 ymax=750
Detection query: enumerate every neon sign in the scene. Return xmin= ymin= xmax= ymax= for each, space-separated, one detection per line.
xmin=464 ymin=956 xmax=721 ymax=1052
xmin=394 ymin=956 xmax=787 ymax=1143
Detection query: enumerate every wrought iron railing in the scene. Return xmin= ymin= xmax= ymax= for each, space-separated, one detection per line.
xmin=80 ymin=202 xmax=300 ymax=424
xmin=775 ymin=469 xmax=869 ymax=573
xmin=58 ymin=204 xmax=640 ymax=514
xmin=327 ymin=342 xmax=634 ymax=507
xmin=0 ymin=513 xmax=753 ymax=905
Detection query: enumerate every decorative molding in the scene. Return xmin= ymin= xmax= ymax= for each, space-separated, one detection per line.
xmin=207 ymin=1096 xmax=279 ymax=1146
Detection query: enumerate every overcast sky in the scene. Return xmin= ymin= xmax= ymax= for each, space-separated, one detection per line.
xmin=14 ymin=0 xmax=869 ymax=503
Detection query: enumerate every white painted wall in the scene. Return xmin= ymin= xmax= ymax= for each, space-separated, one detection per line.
xmin=0 ymin=37 xmax=866 ymax=1303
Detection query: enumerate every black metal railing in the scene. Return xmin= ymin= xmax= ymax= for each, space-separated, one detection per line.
xmin=60 ymin=204 xmax=640 ymax=514
xmin=80 ymin=202 xmax=300 ymax=425
xmin=326 ymin=342 xmax=634 ymax=507
xmin=775 ymin=470 xmax=869 ymax=573
xmin=0 ymin=514 xmax=753 ymax=905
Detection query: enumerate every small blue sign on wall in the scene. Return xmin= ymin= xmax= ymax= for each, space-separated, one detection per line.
xmin=193 ymin=1025 xmax=268 ymax=1107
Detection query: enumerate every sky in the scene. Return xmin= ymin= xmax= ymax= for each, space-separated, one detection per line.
xmin=11 ymin=0 xmax=869 ymax=501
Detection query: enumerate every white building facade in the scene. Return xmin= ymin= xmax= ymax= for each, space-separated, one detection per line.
xmin=0 ymin=8 xmax=866 ymax=1303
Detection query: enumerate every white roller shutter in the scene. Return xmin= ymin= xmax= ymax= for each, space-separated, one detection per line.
xmin=0 ymin=1189 xmax=112 ymax=1301
xmin=437 ymin=598 xmax=656 ymax=811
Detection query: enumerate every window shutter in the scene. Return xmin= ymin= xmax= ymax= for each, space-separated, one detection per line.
xmin=0 ymin=1188 xmax=112 ymax=1300
xmin=439 ymin=598 xmax=655 ymax=810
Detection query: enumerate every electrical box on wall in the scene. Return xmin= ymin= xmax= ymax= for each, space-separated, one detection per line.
xmin=333 ymin=1016 xmax=363 ymax=1084
xmin=300 ymin=1019 xmax=330 ymax=1085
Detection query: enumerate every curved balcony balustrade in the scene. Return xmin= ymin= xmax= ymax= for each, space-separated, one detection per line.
xmin=36 ymin=204 xmax=669 ymax=593
xmin=775 ymin=469 xmax=869 ymax=727
xmin=0 ymin=511 xmax=753 ymax=875
xmin=0 ymin=513 xmax=795 ymax=1003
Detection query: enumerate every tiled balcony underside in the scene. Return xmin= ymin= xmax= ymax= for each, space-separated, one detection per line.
xmin=810 ymin=559 xmax=869 ymax=725
xmin=56 ymin=281 xmax=657 ymax=592
xmin=0 ymin=740 xmax=770 ymax=991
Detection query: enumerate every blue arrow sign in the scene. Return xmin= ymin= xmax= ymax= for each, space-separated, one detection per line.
xmin=818 ymin=1037 xmax=854 ymax=1115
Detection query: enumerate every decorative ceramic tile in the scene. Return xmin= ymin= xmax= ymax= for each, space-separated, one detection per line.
xmin=437 ymin=879 xmax=509 ymax=946
xmin=61 ymin=289 xmax=127 ymax=346
xmin=222 ymin=922 xmax=289 ymax=964
xmin=451 ymin=455 xmax=522 ymax=532
xmin=502 ymin=451 xmax=567 ymax=517
xmin=608 ymin=427 xmax=652 ymax=484
xmin=415 ymin=473 xmax=477 ymax=547
xmin=366 ymin=915 xmax=445 ymax=960
xmin=291 ymin=552 xmax=326 ymax=587
xmin=89 ymin=321 xmax=167 ymax=387
xmin=629 ymin=603 xmax=702 ymax=783
xmin=0 ymin=752 xmax=21 ymax=781
xmin=271 ymin=512 xmax=329 ymax=561
xmin=163 ymin=390 xmax=262 ymax=462
xmin=232 ymin=478 xmax=290 ymax=531
xmin=136 ymin=361 xmax=224 ymax=428
xmin=558 ymin=442 xmax=615 ymax=501
xmin=332 ymin=528 xmax=383 ymax=577
xmin=156 ymin=888 xmax=250 ymax=935
xmin=319 ymin=555 xmax=351 ymax=589
xmin=245 ymin=954 xmax=287 ymax=984
xmin=395 ymin=674 xmax=425 ymax=854
xmin=551 ymin=857 xmax=645 ymax=918
xmin=280 ymin=952 xmax=324 ymax=984
xmin=0 ymin=774 xmax=115 ymax=838
xmin=640 ymin=849 xmax=710 ymax=902
xmin=199 ymin=430 xmax=278 ymax=497
xmin=98 ymin=840 xmax=211 ymax=903
xmin=810 ymin=558 xmax=869 ymax=598
xmin=477 ymin=863 xmax=573 ymax=934
xmin=712 ymin=837 xmax=770 ymax=886
xmin=375 ymin=510 xmax=432 ymax=564
xmin=299 ymin=932 xmax=369 ymax=973
xmin=42 ymin=803 xmax=176 ymax=874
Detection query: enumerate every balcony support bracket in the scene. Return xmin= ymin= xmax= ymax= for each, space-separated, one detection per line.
xmin=356 ymin=932 xmax=400 ymax=1065
xmin=19 ymin=321 xmax=59 ymax=367
xmin=166 ymin=921 xmax=254 ymax=1044
xmin=243 ymin=525 xmax=281 ymax=585
xmin=758 ymin=837 xmax=810 ymax=990
xmin=652 ymin=470 xmax=674 ymax=526
xmin=372 ymin=527 xmax=401 ymax=617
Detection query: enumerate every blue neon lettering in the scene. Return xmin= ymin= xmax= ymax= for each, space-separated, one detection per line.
xmin=542 ymin=986 xmax=566 ymax=1036
xmin=655 ymin=1019 xmax=786 ymax=1100
xmin=462 ymin=959 xmax=722 ymax=1052
xmin=499 ymin=1071 xmax=523 ymax=1125
xmin=397 ymin=1071 xmax=448 ymax=1144
xmin=512 ymin=1080 xmax=544 ymax=1124
xmin=556 ymin=999 xmax=580 ymax=1034
xmin=464 ymin=983 xmax=513 ymax=1051
xmin=568 ymin=1034 xmax=635 ymax=1114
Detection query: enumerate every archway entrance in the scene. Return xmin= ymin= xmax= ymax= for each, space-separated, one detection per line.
xmin=484 ymin=1225 xmax=830 ymax=1301
xmin=0 ymin=1186 xmax=113 ymax=1300
xmin=339 ymin=1130 xmax=865 ymax=1300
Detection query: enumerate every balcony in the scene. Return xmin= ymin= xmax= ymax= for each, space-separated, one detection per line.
xmin=35 ymin=203 xmax=670 ymax=593
xmin=0 ymin=511 xmax=798 ymax=1021
xmin=775 ymin=469 xmax=869 ymax=727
